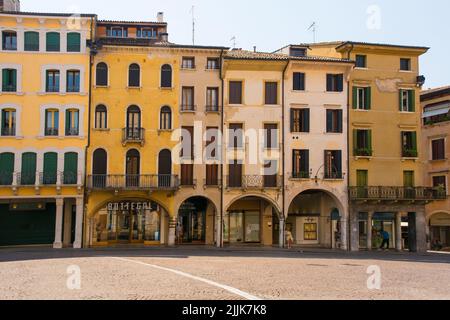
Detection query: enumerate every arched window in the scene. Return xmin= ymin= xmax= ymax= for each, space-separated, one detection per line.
xmin=126 ymin=149 xmax=140 ymax=187
xmin=96 ymin=63 xmax=108 ymax=86
xmin=95 ymin=105 xmax=107 ymax=129
xmin=126 ymin=106 xmax=141 ymax=140
xmin=1 ymin=108 xmax=16 ymax=136
xmin=160 ymin=106 xmax=172 ymax=130
xmin=161 ymin=64 xmax=172 ymax=88
xmin=92 ymin=149 xmax=107 ymax=188
xmin=128 ymin=63 xmax=140 ymax=87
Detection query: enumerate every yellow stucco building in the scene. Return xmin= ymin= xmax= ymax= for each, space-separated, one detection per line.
xmin=0 ymin=9 xmax=94 ymax=248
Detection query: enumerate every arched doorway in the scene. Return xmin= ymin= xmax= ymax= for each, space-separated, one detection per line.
xmin=287 ymin=190 xmax=344 ymax=249
xmin=158 ymin=149 xmax=172 ymax=187
xmin=429 ymin=212 xmax=450 ymax=251
xmin=92 ymin=149 xmax=107 ymax=188
xmin=90 ymin=199 xmax=168 ymax=246
xmin=177 ymin=197 xmax=216 ymax=245
xmin=126 ymin=149 xmax=140 ymax=187
xmin=225 ymin=196 xmax=280 ymax=245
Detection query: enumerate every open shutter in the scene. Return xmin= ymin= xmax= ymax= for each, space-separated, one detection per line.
xmin=368 ymin=130 xmax=373 ymax=151
xmin=43 ymin=152 xmax=57 ymax=184
xmin=337 ymin=74 xmax=344 ymax=92
xmin=353 ymin=130 xmax=358 ymax=153
xmin=0 ymin=153 xmax=14 ymax=185
xmin=409 ymin=90 xmax=416 ymax=112
xmin=326 ymin=110 xmax=332 ymax=132
xmin=326 ymin=75 xmax=332 ymax=92
xmin=412 ymin=132 xmax=417 ymax=151
xmin=11 ymin=69 xmax=17 ymax=90
xmin=337 ymin=110 xmax=343 ymax=133
xmin=366 ymin=86 xmax=371 ymax=110
xmin=290 ymin=109 xmax=294 ymax=132
xmin=304 ymin=109 xmax=310 ymax=132
xmin=399 ymin=90 xmax=403 ymax=111
xmin=352 ymin=87 xmax=358 ymax=109
xmin=2 ymin=69 xmax=7 ymax=90
xmin=65 ymin=110 xmax=70 ymax=135
xmin=304 ymin=150 xmax=310 ymax=175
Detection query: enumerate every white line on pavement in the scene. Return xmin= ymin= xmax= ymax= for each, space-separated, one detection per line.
xmin=109 ymin=256 xmax=263 ymax=301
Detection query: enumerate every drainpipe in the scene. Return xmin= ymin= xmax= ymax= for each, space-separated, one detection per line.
xmin=280 ymin=59 xmax=289 ymax=248
xmin=219 ymin=49 xmax=225 ymax=248
xmin=346 ymin=44 xmax=354 ymax=251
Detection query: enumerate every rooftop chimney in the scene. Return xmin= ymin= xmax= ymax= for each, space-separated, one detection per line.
xmin=0 ymin=0 xmax=21 ymax=12
xmin=157 ymin=12 xmax=164 ymax=23
xmin=253 ymin=46 xmax=257 ymax=53
xmin=160 ymin=32 xmax=169 ymax=42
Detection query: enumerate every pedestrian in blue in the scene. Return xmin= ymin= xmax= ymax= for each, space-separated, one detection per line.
xmin=380 ymin=229 xmax=390 ymax=250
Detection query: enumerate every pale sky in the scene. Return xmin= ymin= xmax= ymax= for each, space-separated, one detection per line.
xmin=22 ymin=0 xmax=450 ymax=88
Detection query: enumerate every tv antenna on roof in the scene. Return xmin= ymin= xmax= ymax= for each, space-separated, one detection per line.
xmin=230 ymin=36 xmax=236 ymax=48
xmin=307 ymin=22 xmax=317 ymax=43
xmin=190 ymin=5 xmax=195 ymax=45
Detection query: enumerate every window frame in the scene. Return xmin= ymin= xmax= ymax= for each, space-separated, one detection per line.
xmin=1 ymin=108 xmax=16 ymax=137
xmin=355 ymin=55 xmax=367 ymax=68
xmin=46 ymin=32 xmax=61 ymax=52
xmin=293 ymin=72 xmax=305 ymax=91
xmin=160 ymin=106 xmax=172 ymax=130
xmin=66 ymin=70 xmax=81 ymax=93
xmin=264 ymin=81 xmax=278 ymax=105
xmin=2 ymin=31 xmax=17 ymax=51
xmin=44 ymin=109 xmax=59 ymax=136
xmin=400 ymin=58 xmax=412 ymax=71
xmin=94 ymin=105 xmax=108 ymax=130
xmin=2 ymin=68 xmax=17 ymax=92
xmin=24 ymin=31 xmax=40 ymax=52
xmin=431 ymin=138 xmax=446 ymax=161
xmin=229 ymin=81 xmax=243 ymax=105
xmin=206 ymin=58 xmax=220 ymax=70
xmin=45 ymin=70 xmax=60 ymax=93
xmin=181 ymin=57 xmax=196 ymax=69
xmin=160 ymin=64 xmax=173 ymax=88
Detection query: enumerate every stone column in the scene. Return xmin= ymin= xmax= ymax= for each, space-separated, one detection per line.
xmin=340 ymin=215 xmax=348 ymax=251
xmin=396 ymin=212 xmax=403 ymax=251
xmin=160 ymin=211 xmax=167 ymax=245
xmin=279 ymin=217 xmax=285 ymax=249
xmin=216 ymin=210 xmax=223 ymax=248
xmin=168 ymin=216 xmax=177 ymax=246
xmin=53 ymin=198 xmax=64 ymax=249
xmin=415 ymin=208 xmax=428 ymax=253
xmin=367 ymin=212 xmax=374 ymax=251
xmin=73 ymin=198 xmax=84 ymax=249
xmin=349 ymin=207 xmax=360 ymax=251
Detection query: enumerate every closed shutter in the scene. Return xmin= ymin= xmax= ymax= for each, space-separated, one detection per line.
xmin=2 ymin=69 xmax=7 ymax=88
xmin=21 ymin=153 xmax=37 ymax=185
xmin=290 ymin=109 xmax=295 ymax=132
xmin=357 ymin=170 xmax=368 ymax=187
xmin=353 ymin=130 xmax=358 ymax=153
xmin=161 ymin=65 xmax=172 ymax=88
xmin=206 ymin=164 xmax=218 ymax=186
xmin=46 ymin=32 xmax=60 ymax=52
xmin=404 ymin=171 xmax=415 ymax=187
xmin=293 ymin=73 xmax=305 ymax=90
xmin=181 ymin=126 xmax=194 ymax=159
xmin=24 ymin=31 xmax=39 ymax=51
xmin=128 ymin=64 xmax=140 ymax=87
xmin=43 ymin=152 xmax=57 ymax=185
xmin=64 ymin=152 xmax=78 ymax=184
xmin=265 ymin=82 xmax=277 ymax=105
xmin=67 ymin=33 xmax=81 ymax=52
xmin=0 ymin=153 xmax=14 ymax=185
xmin=229 ymin=81 xmax=242 ymax=104
xmin=229 ymin=161 xmax=242 ymax=188
xmin=181 ymin=164 xmax=194 ymax=185
xmin=264 ymin=124 xmax=277 ymax=149
xmin=96 ymin=63 xmax=108 ymax=86
xmin=412 ymin=132 xmax=417 ymax=151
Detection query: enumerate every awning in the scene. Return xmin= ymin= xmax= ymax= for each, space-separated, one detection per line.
xmin=423 ymin=103 xmax=450 ymax=118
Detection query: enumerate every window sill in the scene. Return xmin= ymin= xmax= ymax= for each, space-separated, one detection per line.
xmin=399 ymin=111 xmax=415 ymax=114
xmin=66 ymin=92 xmax=88 ymax=96
xmin=180 ymin=68 xmax=197 ymax=72
xmin=180 ymin=110 xmax=197 ymax=114
xmin=159 ymin=87 xmax=174 ymax=91
xmin=94 ymin=85 xmax=110 ymax=89
xmin=401 ymin=157 xmax=419 ymax=162
xmin=38 ymin=92 xmax=64 ymax=96
xmin=158 ymin=129 xmax=173 ymax=134
xmin=429 ymin=158 xmax=447 ymax=163
xmin=353 ymin=109 xmax=370 ymax=112
xmin=291 ymin=89 xmax=306 ymax=93
xmin=323 ymin=178 xmax=345 ymax=182
xmin=325 ymin=91 xmax=344 ymax=94
xmin=289 ymin=177 xmax=311 ymax=181
xmin=0 ymin=135 xmax=23 ymax=139
xmin=264 ymin=104 xmax=281 ymax=108
xmin=324 ymin=132 xmax=343 ymax=135
xmin=205 ymin=68 xmax=220 ymax=72
xmin=0 ymin=92 xmax=24 ymax=96
xmin=291 ymin=132 xmax=310 ymax=135
xmin=399 ymin=70 xmax=413 ymax=73
xmin=354 ymin=156 xmax=373 ymax=161
xmin=126 ymin=86 xmax=142 ymax=90
xmin=228 ymin=104 xmax=244 ymax=107
xmin=354 ymin=67 xmax=368 ymax=71
xmin=92 ymin=128 xmax=110 ymax=132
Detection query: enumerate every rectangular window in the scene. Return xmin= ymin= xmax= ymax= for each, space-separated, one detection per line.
xmin=290 ymin=48 xmax=307 ymax=57
xmin=353 ymin=87 xmax=371 ymax=110
xmin=24 ymin=32 xmax=39 ymax=51
xmin=400 ymin=89 xmax=415 ymax=112
xmin=265 ymin=82 xmax=278 ymax=105
xmin=46 ymin=70 xmax=60 ymax=92
xmin=181 ymin=87 xmax=195 ymax=111
xmin=229 ymin=81 xmax=243 ymax=104
xmin=403 ymin=171 xmax=415 ymax=188
xmin=95 ymin=108 xmax=107 ymax=129
xmin=324 ymin=150 xmax=342 ymax=179
xmin=433 ymin=176 xmax=447 ymax=193
xmin=229 ymin=123 xmax=243 ymax=149
xmin=2 ymin=69 xmax=17 ymax=92
xmin=326 ymin=74 xmax=344 ymax=92
xmin=1 ymin=109 xmax=16 ymax=136
xmin=264 ymin=160 xmax=278 ymax=188
xmin=326 ymin=109 xmax=343 ymax=133
xmin=228 ymin=161 xmax=243 ymax=188
xmin=432 ymin=139 xmax=445 ymax=160
xmin=181 ymin=126 xmax=194 ymax=160
xmin=355 ymin=55 xmax=367 ymax=68
xmin=400 ymin=58 xmax=411 ymax=71
xmin=206 ymin=58 xmax=220 ymax=70
xmin=106 ymin=27 xmax=128 ymax=38
xmin=2 ymin=31 xmax=17 ymax=51
xmin=290 ymin=108 xmax=310 ymax=133
xmin=65 ymin=109 xmax=79 ymax=136
xmin=292 ymin=150 xmax=309 ymax=179
xmin=45 ymin=110 xmax=59 ymax=136
xmin=264 ymin=124 xmax=278 ymax=149
xmin=66 ymin=70 xmax=80 ymax=93
xmin=67 ymin=33 xmax=81 ymax=52
xmin=293 ymin=72 xmax=305 ymax=91
xmin=137 ymin=28 xmax=156 ymax=38
xmin=46 ymin=32 xmax=60 ymax=52
xmin=354 ymin=129 xmax=373 ymax=156
xmin=402 ymin=131 xmax=418 ymax=157
xmin=182 ymin=57 xmax=195 ymax=69
xmin=180 ymin=164 xmax=194 ymax=186
xmin=206 ymin=164 xmax=219 ymax=186
xmin=206 ymin=87 xmax=219 ymax=111
xmin=205 ymin=127 xmax=219 ymax=160
xmin=304 ymin=223 xmax=318 ymax=241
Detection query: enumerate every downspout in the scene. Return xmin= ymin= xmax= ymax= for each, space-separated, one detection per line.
xmin=219 ymin=49 xmax=225 ymax=248
xmin=280 ymin=59 xmax=289 ymax=248
xmin=346 ymin=44 xmax=354 ymax=251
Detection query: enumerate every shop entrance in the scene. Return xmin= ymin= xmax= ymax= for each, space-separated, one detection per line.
xmin=177 ymin=197 xmax=208 ymax=244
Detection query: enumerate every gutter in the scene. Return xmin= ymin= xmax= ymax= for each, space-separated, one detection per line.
xmin=219 ymin=49 xmax=225 ymax=248
xmin=280 ymin=60 xmax=289 ymax=249
xmin=346 ymin=43 xmax=354 ymax=251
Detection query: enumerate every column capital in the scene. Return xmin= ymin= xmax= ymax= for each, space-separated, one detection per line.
xmin=76 ymin=197 xmax=84 ymax=207
xmin=56 ymin=198 xmax=64 ymax=207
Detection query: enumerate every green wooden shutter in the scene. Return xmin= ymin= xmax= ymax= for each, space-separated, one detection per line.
xmin=404 ymin=171 xmax=415 ymax=187
xmin=368 ymin=130 xmax=373 ymax=153
xmin=43 ymin=152 xmax=57 ymax=185
xmin=353 ymin=130 xmax=358 ymax=154
xmin=64 ymin=152 xmax=78 ymax=184
xmin=357 ymin=170 xmax=368 ymax=187
xmin=2 ymin=69 xmax=7 ymax=91
xmin=24 ymin=32 xmax=39 ymax=51
xmin=399 ymin=90 xmax=403 ymax=111
xmin=46 ymin=32 xmax=60 ymax=52
xmin=21 ymin=153 xmax=37 ymax=185
xmin=409 ymin=90 xmax=415 ymax=112
xmin=412 ymin=132 xmax=417 ymax=152
xmin=337 ymin=110 xmax=343 ymax=133
xmin=65 ymin=110 xmax=70 ymax=135
xmin=366 ymin=86 xmax=371 ymax=110
xmin=67 ymin=33 xmax=81 ymax=52
xmin=304 ymin=109 xmax=310 ymax=132
xmin=352 ymin=87 xmax=358 ymax=109
xmin=0 ymin=153 xmax=14 ymax=185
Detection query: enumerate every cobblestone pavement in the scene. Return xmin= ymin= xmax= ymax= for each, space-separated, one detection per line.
xmin=0 ymin=247 xmax=449 ymax=300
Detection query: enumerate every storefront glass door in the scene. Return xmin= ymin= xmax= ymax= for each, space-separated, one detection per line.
xmin=225 ymin=211 xmax=261 ymax=244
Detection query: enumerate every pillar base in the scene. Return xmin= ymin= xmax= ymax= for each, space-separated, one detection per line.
xmin=73 ymin=241 xmax=82 ymax=249
xmin=53 ymin=242 xmax=63 ymax=249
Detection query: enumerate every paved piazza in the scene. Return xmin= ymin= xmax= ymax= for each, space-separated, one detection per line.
xmin=0 ymin=247 xmax=449 ymax=300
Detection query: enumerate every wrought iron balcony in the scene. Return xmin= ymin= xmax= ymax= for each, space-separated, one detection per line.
xmin=180 ymin=104 xmax=197 ymax=112
xmin=45 ymin=127 xmax=59 ymax=136
xmin=66 ymin=127 xmax=79 ymax=136
xmin=205 ymin=105 xmax=220 ymax=112
xmin=349 ymin=186 xmax=447 ymax=201
xmin=226 ymin=175 xmax=282 ymax=189
xmin=291 ymin=171 xmax=311 ymax=179
xmin=2 ymin=84 xmax=17 ymax=92
xmin=1 ymin=127 xmax=16 ymax=136
xmin=402 ymin=149 xmax=418 ymax=158
xmin=87 ymin=174 xmax=180 ymax=191
xmin=0 ymin=172 xmax=82 ymax=187
xmin=354 ymin=148 xmax=373 ymax=157
xmin=204 ymin=178 xmax=222 ymax=188
xmin=122 ymin=127 xmax=145 ymax=144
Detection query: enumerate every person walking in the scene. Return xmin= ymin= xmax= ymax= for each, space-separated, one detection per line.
xmin=286 ymin=229 xmax=294 ymax=249
xmin=379 ymin=229 xmax=390 ymax=250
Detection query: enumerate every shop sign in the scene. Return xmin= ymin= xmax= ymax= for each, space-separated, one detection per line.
xmin=107 ymin=202 xmax=156 ymax=211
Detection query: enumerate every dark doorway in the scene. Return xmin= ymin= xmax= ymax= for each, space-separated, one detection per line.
xmin=93 ymin=149 xmax=107 ymax=187
xmin=408 ymin=213 xmax=417 ymax=252
xmin=178 ymin=197 xmax=208 ymax=244
xmin=158 ymin=149 xmax=172 ymax=187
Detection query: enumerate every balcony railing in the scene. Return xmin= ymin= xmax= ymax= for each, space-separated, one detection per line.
xmin=0 ymin=172 xmax=82 ymax=187
xmin=324 ymin=172 xmax=344 ymax=180
xmin=402 ymin=149 xmax=418 ymax=158
xmin=45 ymin=127 xmax=59 ymax=136
xmin=205 ymin=105 xmax=219 ymax=112
xmin=204 ymin=178 xmax=222 ymax=188
xmin=349 ymin=186 xmax=447 ymax=201
xmin=2 ymin=85 xmax=17 ymax=92
xmin=87 ymin=174 xmax=180 ymax=191
xmin=226 ymin=175 xmax=281 ymax=189
xmin=66 ymin=127 xmax=79 ymax=136
xmin=1 ymin=127 xmax=16 ymax=136
xmin=180 ymin=104 xmax=197 ymax=112
xmin=291 ymin=172 xmax=311 ymax=179
xmin=122 ymin=127 xmax=145 ymax=144
xmin=354 ymin=148 xmax=373 ymax=157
